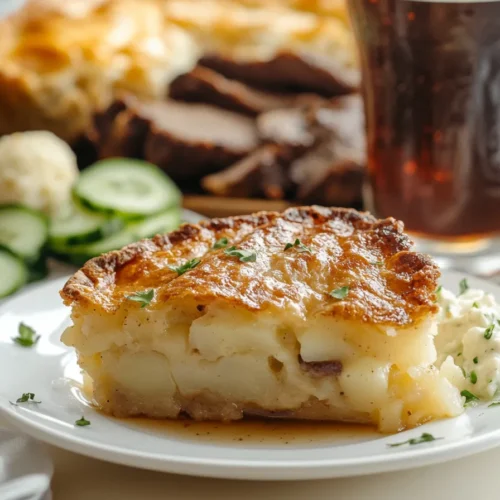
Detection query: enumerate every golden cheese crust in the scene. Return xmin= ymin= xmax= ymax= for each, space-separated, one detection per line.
xmin=61 ymin=206 xmax=439 ymax=326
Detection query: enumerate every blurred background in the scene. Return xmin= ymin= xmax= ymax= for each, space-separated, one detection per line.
xmin=0 ymin=0 xmax=362 ymax=218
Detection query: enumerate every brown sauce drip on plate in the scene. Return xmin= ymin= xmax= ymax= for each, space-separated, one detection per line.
xmin=110 ymin=416 xmax=380 ymax=446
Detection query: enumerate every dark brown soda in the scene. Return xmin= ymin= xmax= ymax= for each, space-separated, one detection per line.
xmin=348 ymin=0 xmax=500 ymax=239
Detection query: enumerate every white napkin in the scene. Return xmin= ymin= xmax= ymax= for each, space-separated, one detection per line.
xmin=0 ymin=428 xmax=53 ymax=500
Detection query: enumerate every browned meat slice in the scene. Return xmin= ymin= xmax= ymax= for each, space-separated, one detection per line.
xmin=291 ymin=141 xmax=364 ymax=207
xmin=257 ymin=107 xmax=317 ymax=157
xmin=91 ymin=97 xmax=129 ymax=145
xmin=169 ymin=65 xmax=321 ymax=116
xmin=89 ymin=94 xmax=149 ymax=159
xmin=98 ymin=110 xmax=150 ymax=159
xmin=307 ymin=94 xmax=365 ymax=152
xmin=202 ymin=145 xmax=291 ymax=199
xmin=200 ymin=50 xmax=360 ymax=97
xmin=142 ymin=100 xmax=259 ymax=182
xmin=289 ymin=94 xmax=365 ymax=206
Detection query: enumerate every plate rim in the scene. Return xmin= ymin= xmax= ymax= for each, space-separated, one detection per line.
xmin=2 ymin=269 xmax=500 ymax=480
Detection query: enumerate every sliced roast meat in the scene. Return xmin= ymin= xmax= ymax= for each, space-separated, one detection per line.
xmin=169 ymin=65 xmax=322 ymax=116
xmin=257 ymin=107 xmax=317 ymax=161
xmin=91 ymin=97 xmax=128 ymax=145
xmin=90 ymin=94 xmax=149 ymax=159
xmin=202 ymin=145 xmax=291 ymax=199
xmin=135 ymin=100 xmax=259 ymax=182
xmin=292 ymin=141 xmax=364 ymax=207
xmin=98 ymin=110 xmax=150 ymax=159
xmin=306 ymin=94 xmax=365 ymax=152
xmin=200 ymin=50 xmax=360 ymax=97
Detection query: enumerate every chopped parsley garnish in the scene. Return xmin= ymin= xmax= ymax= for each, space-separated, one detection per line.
xmin=12 ymin=323 xmax=39 ymax=348
xmin=284 ymin=238 xmax=312 ymax=254
xmin=461 ymin=389 xmax=479 ymax=406
xmin=470 ymin=371 xmax=478 ymax=385
xmin=473 ymin=357 xmax=479 ymax=364
xmin=373 ymin=261 xmax=383 ymax=266
xmin=484 ymin=324 xmax=495 ymax=340
xmin=213 ymin=237 xmax=229 ymax=249
xmin=329 ymin=286 xmax=349 ymax=300
xmin=489 ymin=402 xmax=500 ymax=408
xmin=168 ymin=258 xmax=201 ymax=275
xmin=126 ymin=289 xmax=154 ymax=308
xmin=224 ymin=246 xmax=257 ymax=262
xmin=435 ymin=285 xmax=442 ymax=295
xmin=11 ymin=393 xmax=41 ymax=405
xmin=388 ymin=433 xmax=441 ymax=447
xmin=460 ymin=367 xmax=466 ymax=378
xmin=457 ymin=352 xmax=462 ymax=357
xmin=472 ymin=302 xmax=479 ymax=309
xmin=75 ymin=416 xmax=91 ymax=427
xmin=458 ymin=278 xmax=469 ymax=296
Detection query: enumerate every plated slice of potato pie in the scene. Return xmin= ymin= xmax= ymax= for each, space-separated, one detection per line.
xmin=61 ymin=206 xmax=463 ymax=432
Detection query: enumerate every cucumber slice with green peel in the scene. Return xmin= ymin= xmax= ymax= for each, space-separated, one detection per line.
xmin=49 ymin=203 xmax=124 ymax=246
xmin=0 ymin=247 xmax=28 ymax=297
xmin=51 ymin=207 xmax=182 ymax=266
xmin=74 ymin=159 xmax=182 ymax=219
xmin=51 ymin=229 xmax=137 ymax=267
xmin=129 ymin=208 xmax=181 ymax=240
xmin=0 ymin=205 xmax=48 ymax=263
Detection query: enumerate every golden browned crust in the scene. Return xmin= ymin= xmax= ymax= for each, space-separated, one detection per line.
xmin=61 ymin=206 xmax=439 ymax=326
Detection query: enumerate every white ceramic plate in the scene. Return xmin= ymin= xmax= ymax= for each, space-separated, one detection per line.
xmin=2 ymin=270 xmax=500 ymax=481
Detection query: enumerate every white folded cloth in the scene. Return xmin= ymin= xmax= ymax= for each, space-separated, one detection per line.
xmin=0 ymin=428 xmax=53 ymax=500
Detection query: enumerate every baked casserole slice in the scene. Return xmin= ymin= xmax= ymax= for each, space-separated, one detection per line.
xmin=61 ymin=207 xmax=463 ymax=432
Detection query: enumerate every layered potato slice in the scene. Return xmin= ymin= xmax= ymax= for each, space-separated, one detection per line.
xmin=61 ymin=207 xmax=463 ymax=432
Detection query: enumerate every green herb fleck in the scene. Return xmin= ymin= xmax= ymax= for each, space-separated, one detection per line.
xmin=457 ymin=352 xmax=462 ymax=357
xmin=472 ymin=302 xmax=479 ymax=309
xmin=388 ymin=433 xmax=441 ymax=447
xmin=10 ymin=392 xmax=41 ymax=405
xmin=484 ymin=324 xmax=495 ymax=340
xmin=284 ymin=238 xmax=312 ymax=254
xmin=126 ymin=289 xmax=154 ymax=308
xmin=461 ymin=389 xmax=479 ymax=406
xmin=373 ymin=261 xmax=384 ymax=266
xmin=12 ymin=323 xmax=39 ymax=348
xmin=470 ymin=371 xmax=478 ymax=384
xmin=436 ymin=285 xmax=442 ymax=295
xmin=458 ymin=278 xmax=469 ymax=296
xmin=460 ymin=367 xmax=466 ymax=378
xmin=224 ymin=246 xmax=257 ymax=263
xmin=329 ymin=286 xmax=350 ymax=300
xmin=213 ymin=237 xmax=229 ymax=249
xmin=168 ymin=258 xmax=201 ymax=276
xmin=75 ymin=416 xmax=91 ymax=427
xmin=488 ymin=402 xmax=500 ymax=408
xmin=473 ymin=357 xmax=479 ymax=364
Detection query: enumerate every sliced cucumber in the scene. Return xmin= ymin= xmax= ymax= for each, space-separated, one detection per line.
xmin=0 ymin=205 xmax=48 ymax=263
xmin=28 ymin=256 xmax=49 ymax=283
xmin=49 ymin=203 xmax=124 ymax=246
xmin=74 ymin=159 xmax=182 ymax=219
xmin=0 ymin=247 xmax=28 ymax=297
xmin=129 ymin=207 xmax=181 ymax=240
xmin=51 ymin=207 xmax=182 ymax=266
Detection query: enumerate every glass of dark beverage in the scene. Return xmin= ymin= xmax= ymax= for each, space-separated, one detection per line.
xmin=348 ymin=0 xmax=500 ymax=273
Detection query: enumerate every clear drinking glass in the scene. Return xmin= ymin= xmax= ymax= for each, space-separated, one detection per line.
xmin=347 ymin=0 xmax=500 ymax=275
